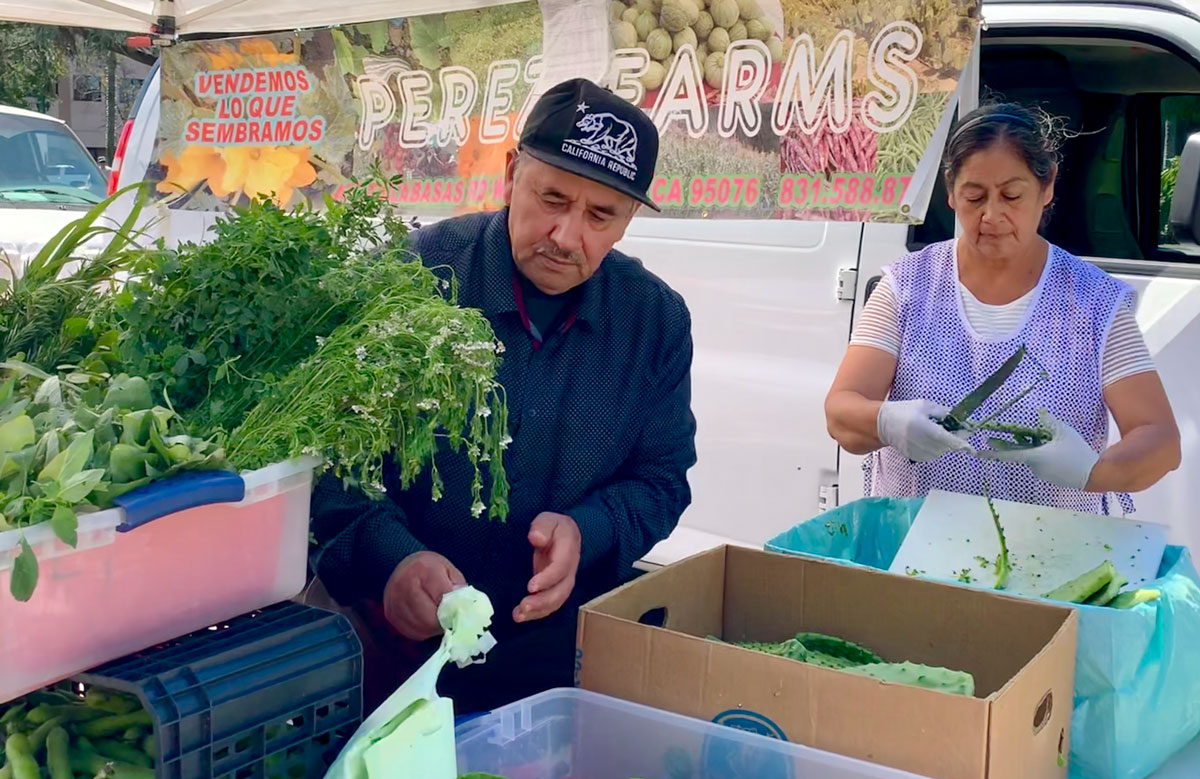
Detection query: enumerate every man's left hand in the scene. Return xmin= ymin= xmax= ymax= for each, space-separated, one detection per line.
xmin=514 ymin=512 xmax=582 ymax=623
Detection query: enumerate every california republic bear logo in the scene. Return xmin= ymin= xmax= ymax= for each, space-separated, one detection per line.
xmin=569 ymin=111 xmax=639 ymax=170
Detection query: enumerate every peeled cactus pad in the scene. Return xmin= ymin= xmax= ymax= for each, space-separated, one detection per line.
xmin=622 ymin=7 xmax=640 ymax=24
xmin=728 ymin=21 xmax=747 ymax=41
xmin=694 ymin=10 xmax=715 ymax=39
xmin=848 ymin=662 xmax=976 ymax=696
xmin=1110 ymin=588 xmax=1161 ymax=609
xmin=610 ymin=1 xmax=627 ymax=22
xmin=794 ymin=632 xmax=884 ymax=666
xmin=1044 ymin=560 xmax=1118 ymax=604
xmin=612 ymin=20 xmax=638 ymax=49
xmin=737 ymin=0 xmax=762 ymax=19
xmin=641 ymin=61 xmax=667 ymax=90
xmin=710 ymin=0 xmax=739 ymax=27
xmin=646 ymin=27 xmax=673 ymax=59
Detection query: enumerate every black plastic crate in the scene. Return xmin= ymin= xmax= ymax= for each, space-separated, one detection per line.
xmin=64 ymin=602 xmax=363 ymax=779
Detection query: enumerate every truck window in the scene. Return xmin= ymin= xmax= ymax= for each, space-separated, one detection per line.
xmin=1158 ymin=95 xmax=1200 ymax=258
xmin=910 ymin=35 xmax=1200 ymax=266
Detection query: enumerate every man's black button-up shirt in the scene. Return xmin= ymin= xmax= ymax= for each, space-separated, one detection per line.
xmin=310 ymin=207 xmax=697 ymax=630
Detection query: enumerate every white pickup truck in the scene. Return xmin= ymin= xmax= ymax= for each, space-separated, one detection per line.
xmin=109 ymin=0 xmax=1200 ymax=569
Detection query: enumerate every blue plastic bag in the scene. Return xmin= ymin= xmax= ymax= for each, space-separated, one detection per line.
xmin=765 ymin=497 xmax=1200 ymax=779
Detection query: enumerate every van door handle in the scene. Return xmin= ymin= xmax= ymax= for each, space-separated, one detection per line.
xmin=863 ymin=275 xmax=882 ymax=303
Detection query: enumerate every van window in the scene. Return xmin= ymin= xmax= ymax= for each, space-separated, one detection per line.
xmin=911 ymin=35 xmax=1200 ymax=265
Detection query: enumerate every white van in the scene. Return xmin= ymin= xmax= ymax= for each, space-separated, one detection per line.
xmin=112 ymin=0 xmax=1200 ymax=565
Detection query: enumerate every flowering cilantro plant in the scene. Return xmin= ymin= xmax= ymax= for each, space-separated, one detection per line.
xmin=226 ymin=238 xmax=510 ymax=520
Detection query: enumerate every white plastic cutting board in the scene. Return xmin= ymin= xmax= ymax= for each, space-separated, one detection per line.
xmin=888 ymin=490 xmax=1168 ymax=598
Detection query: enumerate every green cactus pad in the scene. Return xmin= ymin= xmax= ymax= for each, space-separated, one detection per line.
xmin=846 ymin=661 xmax=976 ymax=696
xmin=793 ymin=632 xmax=884 ymax=665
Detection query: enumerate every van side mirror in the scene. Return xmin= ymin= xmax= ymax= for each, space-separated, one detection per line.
xmin=1168 ymin=131 xmax=1200 ymax=244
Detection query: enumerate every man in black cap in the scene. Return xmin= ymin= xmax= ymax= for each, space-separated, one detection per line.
xmin=308 ymin=78 xmax=697 ymax=713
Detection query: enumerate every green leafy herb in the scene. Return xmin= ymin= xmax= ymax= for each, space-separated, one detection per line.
xmin=113 ymin=172 xmax=410 ymax=435
xmin=226 ymin=257 xmax=509 ymax=518
xmin=12 ymin=535 xmax=38 ymax=602
xmin=49 ymin=505 xmax=77 ymax=548
xmin=0 ymin=364 xmax=227 ymax=600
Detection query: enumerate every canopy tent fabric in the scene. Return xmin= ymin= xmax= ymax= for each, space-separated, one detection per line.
xmin=0 ymin=0 xmax=518 ymax=35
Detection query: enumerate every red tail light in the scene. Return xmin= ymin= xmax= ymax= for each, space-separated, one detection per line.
xmin=107 ymin=119 xmax=135 ymax=196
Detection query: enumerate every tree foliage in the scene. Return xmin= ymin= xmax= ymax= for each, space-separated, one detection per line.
xmin=0 ymin=23 xmax=156 ymax=112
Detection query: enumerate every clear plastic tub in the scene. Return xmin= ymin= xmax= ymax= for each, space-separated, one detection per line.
xmin=455 ymin=688 xmax=931 ymax=779
xmin=0 ymin=457 xmax=317 ymax=704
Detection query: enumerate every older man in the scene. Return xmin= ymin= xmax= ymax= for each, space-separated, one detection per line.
xmin=309 ymin=78 xmax=696 ymax=713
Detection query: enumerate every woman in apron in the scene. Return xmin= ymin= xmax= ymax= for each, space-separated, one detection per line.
xmin=824 ymin=102 xmax=1180 ymax=513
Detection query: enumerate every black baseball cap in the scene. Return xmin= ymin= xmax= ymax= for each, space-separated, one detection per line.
xmin=519 ymin=78 xmax=661 ymax=212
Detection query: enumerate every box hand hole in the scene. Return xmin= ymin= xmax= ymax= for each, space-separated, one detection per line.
xmin=637 ymin=607 xmax=668 ymax=628
xmin=1032 ymin=690 xmax=1053 ymax=734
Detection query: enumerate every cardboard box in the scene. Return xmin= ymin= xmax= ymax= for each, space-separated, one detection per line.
xmin=576 ymin=546 xmax=1078 ymax=779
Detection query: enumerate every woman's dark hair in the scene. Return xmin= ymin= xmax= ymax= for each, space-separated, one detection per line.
xmin=943 ymin=102 xmax=1063 ymax=190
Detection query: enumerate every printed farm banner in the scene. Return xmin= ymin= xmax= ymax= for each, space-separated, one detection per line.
xmin=152 ymin=0 xmax=980 ymax=222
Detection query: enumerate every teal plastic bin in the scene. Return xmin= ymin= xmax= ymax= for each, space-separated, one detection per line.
xmin=766 ymin=497 xmax=1200 ymax=779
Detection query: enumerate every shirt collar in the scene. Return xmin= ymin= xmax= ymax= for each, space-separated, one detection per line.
xmin=478 ymin=208 xmax=603 ymax=329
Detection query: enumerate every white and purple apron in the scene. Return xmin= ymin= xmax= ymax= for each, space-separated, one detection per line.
xmin=866 ymin=239 xmax=1136 ymax=516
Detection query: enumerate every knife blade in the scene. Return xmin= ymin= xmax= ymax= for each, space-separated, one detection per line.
xmin=941 ymin=344 xmax=1027 ymax=431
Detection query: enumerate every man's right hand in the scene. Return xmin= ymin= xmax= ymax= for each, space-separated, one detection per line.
xmin=382 ymin=551 xmax=466 ymax=641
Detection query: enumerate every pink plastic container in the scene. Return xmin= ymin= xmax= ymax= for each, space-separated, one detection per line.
xmin=0 ymin=457 xmax=317 ymax=704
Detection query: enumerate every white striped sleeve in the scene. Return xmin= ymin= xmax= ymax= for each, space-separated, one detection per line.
xmin=850 ymin=274 xmax=901 ymax=357
xmin=1101 ymin=302 xmax=1157 ymax=387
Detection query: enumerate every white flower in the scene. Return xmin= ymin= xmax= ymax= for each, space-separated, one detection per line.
xmin=316 ymin=336 xmax=326 ymax=347
xmin=417 ymin=398 xmax=440 ymax=411
xmin=355 ymin=346 xmax=368 ymax=361
xmin=495 ymin=341 xmax=506 ymax=354
xmin=499 ymin=434 xmax=513 ymax=449
xmin=470 ymin=500 xmax=486 ymax=518
xmin=477 ymin=407 xmax=491 ymax=418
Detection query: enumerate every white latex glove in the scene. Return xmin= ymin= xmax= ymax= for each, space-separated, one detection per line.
xmin=876 ymin=399 xmax=974 ymax=462
xmin=976 ymin=410 xmax=1100 ymax=490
